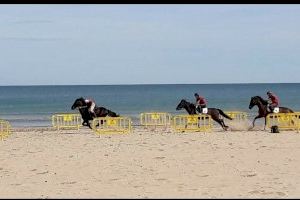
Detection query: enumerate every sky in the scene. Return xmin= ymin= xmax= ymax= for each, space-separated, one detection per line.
xmin=0 ymin=4 xmax=300 ymax=86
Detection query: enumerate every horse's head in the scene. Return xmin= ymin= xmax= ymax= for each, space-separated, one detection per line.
xmin=176 ymin=99 xmax=188 ymax=110
xmin=249 ymin=96 xmax=267 ymax=109
xmin=71 ymin=97 xmax=86 ymax=110
xmin=249 ymin=96 xmax=256 ymax=109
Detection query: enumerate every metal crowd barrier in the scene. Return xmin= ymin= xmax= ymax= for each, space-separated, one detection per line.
xmin=92 ymin=117 xmax=132 ymax=135
xmin=266 ymin=112 xmax=300 ymax=131
xmin=0 ymin=120 xmax=11 ymax=140
xmin=140 ymin=112 xmax=171 ymax=129
xmin=172 ymin=114 xmax=212 ymax=132
xmin=224 ymin=111 xmax=248 ymax=121
xmin=52 ymin=113 xmax=82 ymax=130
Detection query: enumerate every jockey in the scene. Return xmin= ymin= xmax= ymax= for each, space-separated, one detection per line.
xmin=84 ymin=98 xmax=96 ymax=117
xmin=194 ymin=93 xmax=207 ymax=113
xmin=267 ymin=91 xmax=280 ymax=112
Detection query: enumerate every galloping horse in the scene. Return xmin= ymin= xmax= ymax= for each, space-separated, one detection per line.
xmin=176 ymin=99 xmax=233 ymax=131
xmin=248 ymin=96 xmax=294 ymax=129
xmin=71 ymin=97 xmax=119 ymax=129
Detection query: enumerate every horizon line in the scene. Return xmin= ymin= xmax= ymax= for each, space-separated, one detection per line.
xmin=0 ymin=82 xmax=300 ymax=87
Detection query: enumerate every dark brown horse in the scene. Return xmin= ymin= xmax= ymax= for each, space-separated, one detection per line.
xmin=248 ymin=96 xmax=294 ymax=130
xmin=176 ymin=99 xmax=233 ymax=131
xmin=71 ymin=97 xmax=119 ymax=129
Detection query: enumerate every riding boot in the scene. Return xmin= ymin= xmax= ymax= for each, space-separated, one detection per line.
xmin=196 ymin=106 xmax=201 ymax=113
xmin=199 ymin=107 xmax=202 ymax=114
xmin=268 ymin=106 xmax=273 ymax=113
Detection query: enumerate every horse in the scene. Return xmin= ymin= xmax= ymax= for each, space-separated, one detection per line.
xmin=176 ymin=99 xmax=233 ymax=131
xmin=248 ymin=96 xmax=294 ymax=130
xmin=71 ymin=97 xmax=119 ymax=129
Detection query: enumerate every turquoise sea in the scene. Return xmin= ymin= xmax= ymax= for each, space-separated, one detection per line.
xmin=0 ymin=83 xmax=300 ymax=127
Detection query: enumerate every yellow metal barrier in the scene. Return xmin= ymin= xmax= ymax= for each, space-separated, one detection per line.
xmin=52 ymin=114 xmax=82 ymax=130
xmin=92 ymin=117 xmax=132 ymax=135
xmin=266 ymin=112 xmax=300 ymax=131
xmin=225 ymin=111 xmax=248 ymax=121
xmin=140 ymin=112 xmax=171 ymax=129
xmin=294 ymin=112 xmax=300 ymax=132
xmin=172 ymin=114 xmax=212 ymax=132
xmin=0 ymin=120 xmax=11 ymax=140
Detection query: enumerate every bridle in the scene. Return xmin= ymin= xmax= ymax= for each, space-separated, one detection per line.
xmin=77 ymin=105 xmax=88 ymax=109
xmin=74 ymin=100 xmax=88 ymax=109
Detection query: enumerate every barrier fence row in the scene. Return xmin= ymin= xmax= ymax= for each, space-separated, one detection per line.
xmin=49 ymin=111 xmax=249 ymax=134
xmin=3 ymin=111 xmax=300 ymax=138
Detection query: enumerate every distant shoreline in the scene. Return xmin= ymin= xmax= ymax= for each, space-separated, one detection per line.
xmin=1 ymin=82 xmax=300 ymax=87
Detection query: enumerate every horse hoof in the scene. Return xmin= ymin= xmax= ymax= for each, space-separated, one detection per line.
xmin=248 ymin=126 xmax=254 ymax=131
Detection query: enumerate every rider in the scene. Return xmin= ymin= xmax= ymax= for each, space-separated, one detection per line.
xmin=84 ymin=98 xmax=96 ymax=117
xmin=267 ymin=91 xmax=280 ymax=113
xmin=194 ymin=93 xmax=207 ymax=113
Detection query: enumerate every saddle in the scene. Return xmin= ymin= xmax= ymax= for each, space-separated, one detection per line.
xmin=196 ymin=105 xmax=208 ymax=114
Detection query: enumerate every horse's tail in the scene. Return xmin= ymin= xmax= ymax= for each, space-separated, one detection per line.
xmin=217 ymin=109 xmax=233 ymax=120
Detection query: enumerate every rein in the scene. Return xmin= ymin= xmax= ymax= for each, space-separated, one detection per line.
xmin=77 ymin=105 xmax=88 ymax=109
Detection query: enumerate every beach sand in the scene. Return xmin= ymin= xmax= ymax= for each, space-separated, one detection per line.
xmin=1 ymin=124 xmax=300 ymax=198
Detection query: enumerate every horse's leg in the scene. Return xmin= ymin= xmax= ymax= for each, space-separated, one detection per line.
xmin=214 ymin=118 xmax=227 ymax=131
xmin=87 ymin=121 xmax=92 ymax=129
xmin=221 ymin=119 xmax=229 ymax=131
xmin=213 ymin=113 xmax=229 ymax=131
xmin=82 ymin=120 xmax=89 ymax=127
xmin=82 ymin=118 xmax=92 ymax=129
xmin=220 ymin=119 xmax=229 ymax=131
xmin=251 ymin=116 xmax=262 ymax=129
xmin=216 ymin=112 xmax=229 ymax=130
xmin=83 ymin=120 xmax=92 ymax=129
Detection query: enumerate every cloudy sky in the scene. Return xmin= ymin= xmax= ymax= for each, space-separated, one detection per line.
xmin=0 ymin=4 xmax=299 ymax=85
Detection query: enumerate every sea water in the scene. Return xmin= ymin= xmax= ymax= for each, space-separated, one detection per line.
xmin=0 ymin=83 xmax=299 ymax=127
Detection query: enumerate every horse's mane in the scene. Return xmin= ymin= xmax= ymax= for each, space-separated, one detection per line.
xmin=253 ymin=96 xmax=268 ymax=105
xmin=77 ymin=97 xmax=87 ymax=105
xmin=181 ymin=99 xmax=196 ymax=109
xmin=182 ymin=99 xmax=193 ymax=105
xmin=78 ymin=97 xmax=85 ymax=101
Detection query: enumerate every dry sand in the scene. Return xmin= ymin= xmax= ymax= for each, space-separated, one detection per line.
xmin=1 ymin=124 xmax=300 ymax=198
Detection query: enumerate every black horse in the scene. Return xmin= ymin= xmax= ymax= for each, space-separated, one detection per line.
xmin=248 ymin=96 xmax=294 ymax=130
xmin=176 ymin=99 xmax=233 ymax=131
xmin=71 ymin=97 xmax=119 ymax=129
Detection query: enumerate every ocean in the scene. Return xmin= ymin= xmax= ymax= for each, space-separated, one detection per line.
xmin=0 ymin=83 xmax=299 ymax=127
